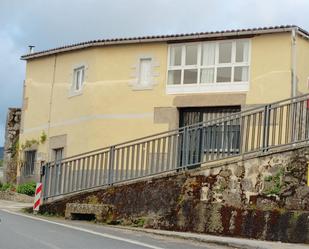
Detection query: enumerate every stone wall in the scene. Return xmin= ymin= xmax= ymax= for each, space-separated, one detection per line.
xmin=3 ymin=108 xmax=21 ymax=183
xmin=0 ymin=190 xmax=34 ymax=203
xmin=40 ymin=145 xmax=309 ymax=243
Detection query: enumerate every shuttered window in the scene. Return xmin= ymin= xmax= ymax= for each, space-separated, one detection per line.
xmin=138 ymin=58 xmax=152 ymax=87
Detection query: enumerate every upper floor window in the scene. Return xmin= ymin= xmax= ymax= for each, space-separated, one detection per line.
xmin=138 ymin=58 xmax=152 ymax=87
xmin=167 ymin=39 xmax=250 ymax=94
xmin=73 ymin=66 xmax=85 ymax=92
xmin=130 ymin=56 xmax=156 ymax=90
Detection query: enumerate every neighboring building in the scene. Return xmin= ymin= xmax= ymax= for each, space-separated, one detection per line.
xmin=18 ymin=25 xmax=309 ymax=183
xmin=3 ymin=108 xmax=21 ymax=183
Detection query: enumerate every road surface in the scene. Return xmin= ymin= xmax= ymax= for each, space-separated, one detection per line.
xmin=0 ymin=208 xmax=229 ymax=249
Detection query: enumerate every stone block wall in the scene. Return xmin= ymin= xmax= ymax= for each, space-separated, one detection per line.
xmin=40 ymin=145 xmax=309 ymax=243
xmin=3 ymin=108 xmax=21 ymax=183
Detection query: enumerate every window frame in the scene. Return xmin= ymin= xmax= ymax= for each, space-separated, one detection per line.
xmin=23 ymin=150 xmax=36 ymax=176
xmin=52 ymin=147 xmax=64 ymax=163
xmin=70 ymin=65 xmax=86 ymax=96
xmin=167 ymin=39 xmax=251 ymax=94
xmin=138 ymin=57 xmax=153 ymax=88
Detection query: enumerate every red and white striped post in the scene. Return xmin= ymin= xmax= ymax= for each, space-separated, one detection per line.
xmin=33 ymin=182 xmax=42 ymax=213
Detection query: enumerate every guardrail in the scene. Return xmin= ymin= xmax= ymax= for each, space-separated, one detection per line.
xmin=41 ymin=93 xmax=309 ymax=200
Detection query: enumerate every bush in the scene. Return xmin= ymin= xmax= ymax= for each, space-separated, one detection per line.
xmin=0 ymin=183 xmax=15 ymax=191
xmin=16 ymin=181 xmax=36 ymax=196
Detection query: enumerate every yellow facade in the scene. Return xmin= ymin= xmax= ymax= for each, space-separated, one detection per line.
xmin=19 ymin=32 xmax=309 ymax=182
xmin=297 ymin=35 xmax=309 ymax=94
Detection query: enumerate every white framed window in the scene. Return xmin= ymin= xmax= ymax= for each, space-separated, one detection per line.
xmin=138 ymin=58 xmax=152 ymax=87
xmin=167 ymin=39 xmax=250 ymax=94
xmin=72 ymin=66 xmax=85 ymax=93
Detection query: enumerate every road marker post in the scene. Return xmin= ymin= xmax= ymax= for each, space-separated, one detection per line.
xmin=33 ymin=182 xmax=42 ymax=214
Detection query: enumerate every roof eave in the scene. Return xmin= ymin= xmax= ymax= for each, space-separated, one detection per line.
xmin=21 ymin=26 xmax=309 ymax=61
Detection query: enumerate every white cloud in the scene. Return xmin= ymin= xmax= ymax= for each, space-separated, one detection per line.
xmin=0 ymin=30 xmax=24 ymax=145
xmin=1 ymin=0 xmax=309 ymax=145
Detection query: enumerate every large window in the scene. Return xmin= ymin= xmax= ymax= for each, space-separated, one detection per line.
xmin=167 ymin=39 xmax=250 ymax=93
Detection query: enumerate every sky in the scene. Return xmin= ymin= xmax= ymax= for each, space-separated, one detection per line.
xmin=1 ymin=0 xmax=309 ymax=146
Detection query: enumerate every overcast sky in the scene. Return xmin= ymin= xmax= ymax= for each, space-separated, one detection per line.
xmin=1 ymin=0 xmax=309 ymax=146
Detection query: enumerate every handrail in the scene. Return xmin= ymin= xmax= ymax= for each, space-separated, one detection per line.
xmin=52 ymin=93 xmax=309 ymax=164
xmin=41 ymin=93 xmax=309 ymax=200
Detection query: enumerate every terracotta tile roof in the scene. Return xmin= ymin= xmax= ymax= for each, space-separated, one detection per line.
xmin=21 ymin=25 xmax=309 ymax=60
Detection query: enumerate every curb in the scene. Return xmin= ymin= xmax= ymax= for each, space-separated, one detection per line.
xmin=107 ymin=225 xmax=262 ymax=249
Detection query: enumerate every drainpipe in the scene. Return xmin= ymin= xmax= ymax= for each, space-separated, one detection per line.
xmin=46 ymin=54 xmax=57 ymax=161
xmin=291 ymin=27 xmax=297 ymax=98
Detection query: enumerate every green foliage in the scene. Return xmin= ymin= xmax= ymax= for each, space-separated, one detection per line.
xmin=20 ymin=131 xmax=47 ymax=152
xmin=0 ymin=183 xmax=15 ymax=191
xmin=21 ymin=139 xmax=39 ymax=151
xmin=0 ymin=159 xmax=3 ymax=167
xmin=16 ymin=181 xmax=36 ymax=196
xmin=40 ymin=131 xmax=47 ymax=144
xmin=263 ymin=169 xmax=284 ymax=195
xmin=132 ymin=218 xmax=146 ymax=227
xmin=11 ymin=139 xmax=19 ymax=157
xmin=264 ymin=175 xmax=273 ymax=182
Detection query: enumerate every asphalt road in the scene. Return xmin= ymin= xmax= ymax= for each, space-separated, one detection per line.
xmin=0 ymin=209 xmax=228 ymax=249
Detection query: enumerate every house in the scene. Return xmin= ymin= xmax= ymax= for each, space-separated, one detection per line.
xmin=18 ymin=25 xmax=309 ymax=184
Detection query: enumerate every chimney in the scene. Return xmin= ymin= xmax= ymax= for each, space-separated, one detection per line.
xmin=28 ymin=45 xmax=35 ymax=54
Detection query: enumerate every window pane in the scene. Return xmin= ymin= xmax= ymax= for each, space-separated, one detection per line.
xmin=139 ymin=58 xmax=152 ymax=86
xmin=183 ymin=69 xmax=198 ymax=84
xmin=54 ymin=148 xmax=64 ymax=162
xmin=236 ymin=40 xmax=249 ymax=62
xmin=234 ymin=66 xmax=249 ymax=82
xmin=216 ymin=67 xmax=232 ymax=82
xmin=168 ymin=70 xmax=181 ymax=85
xmin=200 ymin=68 xmax=214 ymax=83
xmin=201 ymin=43 xmax=216 ymax=66
xmin=75 ymin=70 xmax=81 ymax=90
xmin=24 ymin=150 xmax=36 ymax=176
xmin=219 ymin=42 xmax=232 ymax=63
xmin=74 ymin=67 xmax=84 ymax=91
xmin=185 ymin=44 xmax=198 ymax=65
xmin=169 ymin=46 xmax=182 ymax=66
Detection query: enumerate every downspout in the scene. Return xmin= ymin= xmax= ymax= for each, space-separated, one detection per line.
xmin=46 ymin=54 xmax=57 ymax=161
xmin=291 ymin=27 xmax=297 ymax=98
xmin=291 ymin=27 xmax=298 ymax=145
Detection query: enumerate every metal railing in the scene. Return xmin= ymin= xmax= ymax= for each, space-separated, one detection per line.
xmin=42 ymin=93 xmax=309 ymax=200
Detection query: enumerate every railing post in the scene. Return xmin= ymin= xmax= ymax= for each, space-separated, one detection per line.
xmin=183 ymin=127 xmax=189 ymax=168
xmin=262 ymin=104 xmax=271 ymax=152
xmin=40 ymin=163 xmax=46 ymax=200
xmin=108 ymin=146 xmax=115 ymax=185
